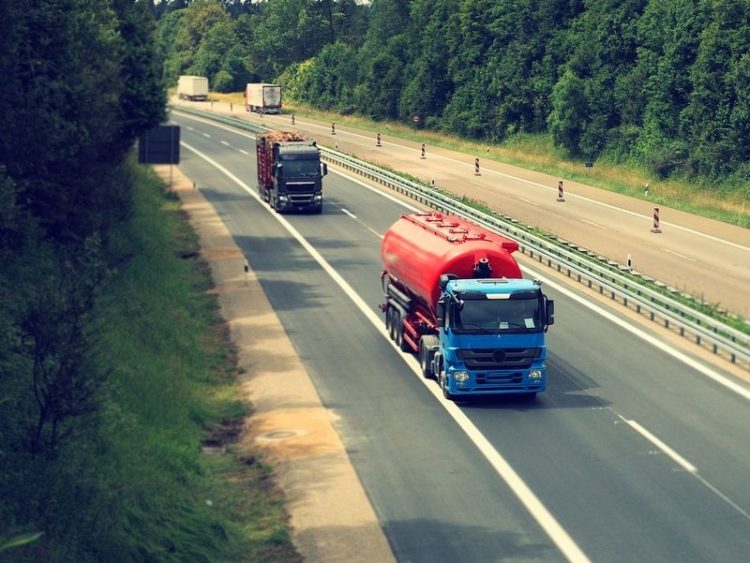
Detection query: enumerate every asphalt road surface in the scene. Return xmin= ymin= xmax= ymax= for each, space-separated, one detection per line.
xmin=172 ymin=112 xmax=750 ymax=562
xmin=177 ymin=99 xmax=750 ymax=321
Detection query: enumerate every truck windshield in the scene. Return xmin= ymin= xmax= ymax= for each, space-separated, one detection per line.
xmin=454 ymin=297 xmax=542 ymax=333
xmin=280 ymin=160 xmax=320 ymax=178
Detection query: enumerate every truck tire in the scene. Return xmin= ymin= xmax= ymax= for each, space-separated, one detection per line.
xmin=386 ymin=307 xmax=396 ymax=341
xmin=394 ymin=314 xmax=404 ymax=348
xmin=419 ymin=342 xmax=434 ymax=379
xmin=439 ymin=367 xmax=454 ymax=401
xmin=397 ymin=322 xmax=410 ymax=352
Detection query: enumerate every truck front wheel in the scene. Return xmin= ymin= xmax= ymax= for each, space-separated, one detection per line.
xmin=419 ymin=343 xmax=434 ymax=379
xmin=439 ymin=369 xmax=454 ymax=401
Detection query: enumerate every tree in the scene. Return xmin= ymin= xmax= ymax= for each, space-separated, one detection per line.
xmin=548 ymin=68 xmax=588 ymax=154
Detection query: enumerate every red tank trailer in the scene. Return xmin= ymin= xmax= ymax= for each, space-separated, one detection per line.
xmin=381 ymin=211 xmax=522 ymax=320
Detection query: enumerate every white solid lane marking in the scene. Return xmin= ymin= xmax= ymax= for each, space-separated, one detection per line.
xmin=342 ymin=208 xmax=357 ymax=219
xmin=181 ymin=140 xmax=591 ymax=563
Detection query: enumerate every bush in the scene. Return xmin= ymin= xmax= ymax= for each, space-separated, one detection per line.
xmin=212 ymin=70 xmax=234 ymax=93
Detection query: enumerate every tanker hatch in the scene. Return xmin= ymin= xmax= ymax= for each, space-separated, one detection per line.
xmin=474 ymin=257 xmax=493 ymax=278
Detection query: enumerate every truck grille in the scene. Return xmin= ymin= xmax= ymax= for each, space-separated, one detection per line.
xmin=286 ymin=182 xmax=315 ymax=193
xmin=475 ymin=372 xmax=524 ymax=385
xmin=458 ymin=348 xmax=541 ymax=369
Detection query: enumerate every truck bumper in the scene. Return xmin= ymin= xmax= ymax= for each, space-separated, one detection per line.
xmin=276 ymin=193 xmax=323 ymax=213
xmin=445 ymin=368 xmax=546 ymax=397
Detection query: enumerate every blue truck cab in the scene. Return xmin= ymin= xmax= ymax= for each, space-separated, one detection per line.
xmin=430 ymin=277 xmax=555 ymax=400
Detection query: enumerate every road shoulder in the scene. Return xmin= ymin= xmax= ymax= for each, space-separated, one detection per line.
xmin=154 ymin=165 xmax=395 ymax=563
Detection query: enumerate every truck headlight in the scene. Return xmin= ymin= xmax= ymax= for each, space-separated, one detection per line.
xmin=528 ymin=369 xmax=543 ymax=380
xmin=279 ymin=195 xmax=288 ymax=202
xmin=453 ymin=370 xmax=470 ymax=385
xmin=314 ymin=193 xmax=322 ymax=200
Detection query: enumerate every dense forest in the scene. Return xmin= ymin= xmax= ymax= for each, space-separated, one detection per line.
xmin=0 ymin=0 xmax=163 ymax=555
xmin=158 ymin=0 xmax=750 ymax=183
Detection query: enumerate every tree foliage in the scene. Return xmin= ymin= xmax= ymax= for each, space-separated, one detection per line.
xmin=159 ymin=0 xmax=750 ymax=181
xmin=1 ymin=0 xmax=165 ymax=553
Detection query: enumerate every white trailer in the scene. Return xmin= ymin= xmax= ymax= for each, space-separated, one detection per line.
xmin=244 ymin=83 xmax=282 ymax=114
xmin=177 ymin=75 xmax=209 ymax=101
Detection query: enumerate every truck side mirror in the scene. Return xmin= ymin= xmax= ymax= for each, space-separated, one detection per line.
xmin=321 ymin=162 xmax=328 ymax=176
xmin=545 ymin=299 xmax=555 ymax=326
xmin=436 ymin=300 xmax=446 ymax=326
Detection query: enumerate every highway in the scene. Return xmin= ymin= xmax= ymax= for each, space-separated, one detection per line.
xmin=172 ymin=112 xmax=750 ymax=562
xmin=177 ymin=100 xmax=750 ymax=320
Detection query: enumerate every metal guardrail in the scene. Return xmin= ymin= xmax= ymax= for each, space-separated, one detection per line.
xmin=171 ymin=105 xmax=750 ymax=371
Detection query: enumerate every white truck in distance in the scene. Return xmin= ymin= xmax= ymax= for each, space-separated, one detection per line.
xmin=177 ymin=75 xmax=208 ymax=101
xmin=244 ymin=83 xmax=282 ymax=114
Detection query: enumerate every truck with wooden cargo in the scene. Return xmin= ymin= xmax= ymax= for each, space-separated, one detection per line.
xmin=245 ymin=83 xmax=282 ymax=114
xmin=380 ymin=212 xmax=555 ymax=400
xmin=256 ymin=131 xmax=327 ymax=213
xmin=177 ymin=75 xmax=209 ymax=101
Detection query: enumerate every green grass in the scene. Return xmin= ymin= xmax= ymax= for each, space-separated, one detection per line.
xmin=3 ymin=164 xmax=299 ymax=562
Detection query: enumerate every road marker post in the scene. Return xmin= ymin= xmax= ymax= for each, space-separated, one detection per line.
xmin=651 ymin=207 xmax=662 ymax=233
xmin=557 ymin=180 xmax=565 ymax=202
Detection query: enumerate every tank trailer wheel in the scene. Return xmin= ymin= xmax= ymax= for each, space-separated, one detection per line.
xmin=394 ymin=314 xmax=404 ymax=349
xmin=387 ymin=308 xmax=397 ymax=342
xmin=397 ymin=322 xmax=410 ymax=352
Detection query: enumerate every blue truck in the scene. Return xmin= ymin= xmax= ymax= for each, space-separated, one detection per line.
xmin=380 ymin=212 xmax=555 ymax=400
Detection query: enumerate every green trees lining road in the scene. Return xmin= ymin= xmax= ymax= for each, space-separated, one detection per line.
xmin=159 ymin=0 xmax=750 ymax=184
xmin=1 ymin=1 xmax=296 ymax=560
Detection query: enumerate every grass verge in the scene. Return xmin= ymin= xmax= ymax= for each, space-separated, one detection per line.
xmin=3 ymin=163 xmax=299 ymax=562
